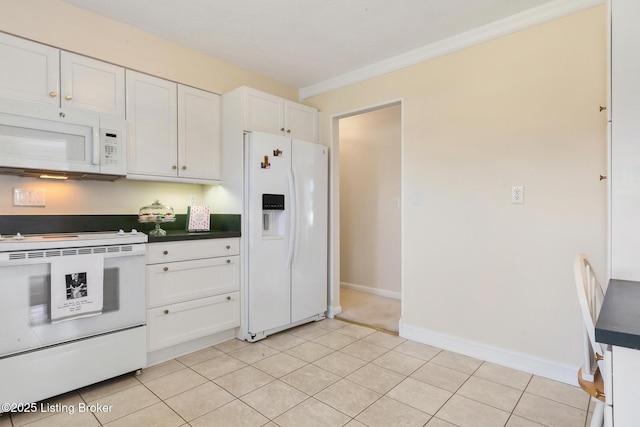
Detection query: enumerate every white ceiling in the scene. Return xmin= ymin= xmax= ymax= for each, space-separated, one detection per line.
xmin=62 ymin=0 xmax=593 ymax=93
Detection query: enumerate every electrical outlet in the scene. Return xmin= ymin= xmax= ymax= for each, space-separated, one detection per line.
xmin=13 ymin=188 xmax=46 ymax=206
xmin=511 ymin=186 xmax=524 ymax=204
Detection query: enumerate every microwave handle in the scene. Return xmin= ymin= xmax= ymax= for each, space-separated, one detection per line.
xmin=92 ymin=126 xmax=100 ymax=165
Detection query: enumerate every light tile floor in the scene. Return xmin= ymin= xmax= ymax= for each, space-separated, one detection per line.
xmin=2 ymin=319 xmax=596 ymax=427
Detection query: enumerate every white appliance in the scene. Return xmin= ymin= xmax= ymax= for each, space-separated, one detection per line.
xmin=0 ymin=98 xmax=125 ymax=180
xmin=0 ymin=230 xmax=147 ymax=408
xmin=243 ymin=131 xmax=328 ymax=342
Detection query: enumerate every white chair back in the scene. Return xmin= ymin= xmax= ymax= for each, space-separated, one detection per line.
xmin=573 ymin=253 xmax=606 ymax=381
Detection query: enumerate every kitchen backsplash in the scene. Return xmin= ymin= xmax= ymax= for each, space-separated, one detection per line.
xmin=0 ymin=214 xmax=240 ymax=236
xmin=0 ymin=174 xmax=220 ymax=215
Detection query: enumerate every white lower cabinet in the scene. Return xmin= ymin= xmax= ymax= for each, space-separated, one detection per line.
xmin=146 ymin=238 xmax=240 ymax=354
xmin=147 ymin=293 xmax=239 ymax=352
xmin=610 ymin=345 xmax=640 ymax=426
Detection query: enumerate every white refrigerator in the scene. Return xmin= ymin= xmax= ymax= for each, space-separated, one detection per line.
xmin=243 ymin=131 xmax=328 ymax=342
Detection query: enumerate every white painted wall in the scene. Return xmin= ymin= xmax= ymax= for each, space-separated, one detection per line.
xmin=339 ymin=106 xmax=401 ymax=297
xmin=308 ymin=6 xmax=607 ymax=383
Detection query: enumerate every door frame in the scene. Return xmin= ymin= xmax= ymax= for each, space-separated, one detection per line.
xmin=327 ymin=99 xmax=404 ymax=327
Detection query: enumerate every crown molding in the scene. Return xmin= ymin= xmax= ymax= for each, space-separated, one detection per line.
xmin=300 ymin=0 xmax=605 ymax=100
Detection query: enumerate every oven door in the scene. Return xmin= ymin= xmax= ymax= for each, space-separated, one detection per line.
xmin=0 ymin=245 xmax=145 ymax=358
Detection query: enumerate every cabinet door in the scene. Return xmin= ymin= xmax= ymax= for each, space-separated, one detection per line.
xmin=147 ymin=292 xmax=240 ymax=351
xmin=0 ymin=33 xmax=59 ymax=106
xmin=147 ymin=256 xmax=240 ymax=308
xmin=284 ymin=100 xmax=318 ymax=142
xmin=60 ymin=52 xmax=125 ymax=117
xmin=243 ymin=87 xmax=284 ymax=135
xmin=126 ymin=70 xmax=178 ymax=177
xmin=177 ymin=85 xmax=221 ymax=180
xmin=611 ymin=345 xmax=640 ymax=425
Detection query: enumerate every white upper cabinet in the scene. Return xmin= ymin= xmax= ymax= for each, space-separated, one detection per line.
xmin=0 ymin=33 xmax=59 ymax=106
xmin=237 ymin=86 xmax=318 ymax=143
xmin=60 ymin=52 xmax=125 ymax=117
xmin=126 ymin=70 xmax=178 ymax=178
xmin=0 ymin=33 xmax=124 ymax=117
xmin=284 ymin=100 xmax=318 ymax=143
xmin=244 ymin=88 xmax=284 ymax=135
xmin=178 ymin=85 xmax=221 ymax=181
xmin=126 ymin=70 xmax=221 ymax=183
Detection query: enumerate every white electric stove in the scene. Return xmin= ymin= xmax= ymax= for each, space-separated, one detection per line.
xmin=0 ymin=229 xmax=148 ymax=408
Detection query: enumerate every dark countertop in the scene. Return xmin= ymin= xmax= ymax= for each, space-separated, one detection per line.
xmin=0 ymin=214 xmax=241 ymax=242
xmin=147 ymin=229 xmax=240 ymax=243
xmin=595 ymin=279 xmax=640 ymax=350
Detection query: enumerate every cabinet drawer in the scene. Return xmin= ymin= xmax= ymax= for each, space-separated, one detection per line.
xmin=147 ymin=256 xmax=239 ymax=307
xmin=147 ymin=238 xmax=239 ymax=263
xmin=147 ymin=292 xmax=240 ymax=351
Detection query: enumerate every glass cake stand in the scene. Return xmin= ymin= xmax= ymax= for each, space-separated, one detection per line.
xmin=138 ymin=200 xmax=176 ymax=236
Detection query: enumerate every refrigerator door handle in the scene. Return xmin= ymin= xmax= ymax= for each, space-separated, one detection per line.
xmin=287 ymin=168 xmax=297 ymax=267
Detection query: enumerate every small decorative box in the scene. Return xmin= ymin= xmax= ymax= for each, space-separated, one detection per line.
xmin=186 ymin=206 xmax=211 ymax=231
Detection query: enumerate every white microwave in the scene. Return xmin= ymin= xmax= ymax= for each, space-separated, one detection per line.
xmin=0 ymin=99 xmax=125 ymax=180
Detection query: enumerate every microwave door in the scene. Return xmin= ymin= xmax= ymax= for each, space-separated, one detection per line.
xmin=0 ymin=108 xmax=101 ymax=174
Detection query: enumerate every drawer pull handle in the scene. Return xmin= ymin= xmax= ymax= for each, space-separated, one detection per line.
xmin=163 ymin=267 xmax=169 ymax=272
xmin=226 ymin=296 xmax=231 ymax=301
xmin=226 ymin=245 xmax=231 ymax=249
xmin=226 ymin=259 xmax=231 ymax=264
xmin=163 ymin=309 xmax=169 ymax=315
xmin=163 ymin=250 xmax=168 ymax=255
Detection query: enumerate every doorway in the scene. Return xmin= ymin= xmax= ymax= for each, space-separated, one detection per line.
xmin=334 ymin=103 xmax=402 ymax=333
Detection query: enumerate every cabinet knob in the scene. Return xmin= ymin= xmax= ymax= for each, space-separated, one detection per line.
xmin=163 ymin=309 xmax=169 ymax=315
xmin=280 ymin=127 xmax=285 ymax=132
xmin=49 ymin=91 xmax=57 ymax=97
xmin=226 ymin=296 xmax=231 ymax=301
xmin=163 ymin=250 xmax=168 ymax=255
xmin=226 ymin=259 xmax=231 ymax=264
xmin=182 ymin=165 xmax=187 ymax=170
xmin=226 ymin=245 xmax=231 ymax=249
xmin=172 ymin=165 xmax=177 ymax=170
xmin=286 ymin=129 xmax=291 ymax=133
xmin=163 ymin=266 xmax=169 ymax=272
xmin=65 ymin=95 xmax=72 ymax=100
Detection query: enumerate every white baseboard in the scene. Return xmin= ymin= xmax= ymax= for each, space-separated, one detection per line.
xmin=341 ymin=282 xmax=401 ymax=300
xmin=399 ymin=320 xmax=578 ymax=386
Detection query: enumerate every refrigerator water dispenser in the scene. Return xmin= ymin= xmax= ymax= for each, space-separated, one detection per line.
xmin=262 ymin=194 xmax=285 ymax=237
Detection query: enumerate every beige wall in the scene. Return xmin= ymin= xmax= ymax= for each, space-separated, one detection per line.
xmin=0 ymin=0 xmax=299 ymax=216
xmin=307 ymin=5 xmax=607 ymax=375
xmin=339 ymin=106 xmax=401 ymax=296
